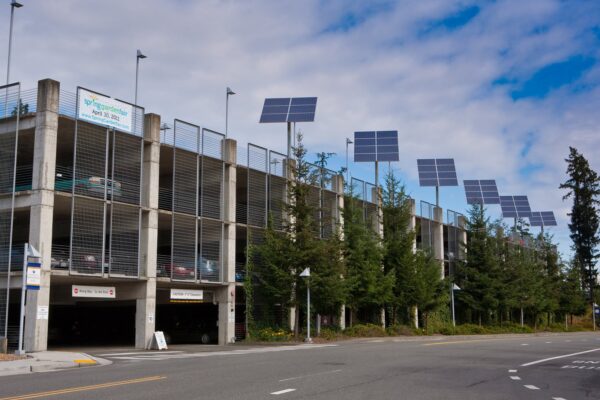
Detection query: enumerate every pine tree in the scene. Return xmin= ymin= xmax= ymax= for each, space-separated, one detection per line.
xmin=560 ymin=147 xmax=600 ymax=325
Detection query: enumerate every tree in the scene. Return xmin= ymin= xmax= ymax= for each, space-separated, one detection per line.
xmin=343 ymin=189 xmax=393 ymax=326
xmin=250 ymin=134 xmax=346 ymax=336
xmin=10 ymin=99 xmax=29 ymax=117
xmin=455 ymin=204 xmax=502 ymax=325
xmin=560 ymin=147 xmax=600 ymax=325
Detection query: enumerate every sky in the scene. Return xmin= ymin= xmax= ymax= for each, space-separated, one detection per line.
xmin=2 ymin=0 xmax=600 ymax=260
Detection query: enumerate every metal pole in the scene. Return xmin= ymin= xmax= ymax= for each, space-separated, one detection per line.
xmin=134 ymin=56 xmax=140 ymax=106
xmin=16 ymin=243 xmax=27 ymax=355
xmin=451 ymin=285 xmax=456 ymax=327
xmin=436 ymin=185 xmax=439 ymax=207
xmin=345 ymin=140 xmax=349 ymax=186
xmin=287 ymin=122 xmax=291 ymax=178
xmin=375 ymin=161 xmax=379 ymax=205
xmin=306 ymin=278 xmax=311 ymax=343
xmin=225 ymin=90 xmax=229 ymax=138
xmin=6 ymin=3 xmax=17 ymax=86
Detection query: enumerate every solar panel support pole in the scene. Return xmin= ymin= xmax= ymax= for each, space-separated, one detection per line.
xmin=287 ymin=122 xmax=292 ymax=169
xmin=375 ymin=161 xmax=379 ymax=206
xmin=436 ymin=185 xmax=439 ymax=207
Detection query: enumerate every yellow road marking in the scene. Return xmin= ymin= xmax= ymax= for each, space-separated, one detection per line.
xmin=73 ymin=359 xmax=96 ymax=364
xmin=0 ymin=375 xmax=166 ymax=400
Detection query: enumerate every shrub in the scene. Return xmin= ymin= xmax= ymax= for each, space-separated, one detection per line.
xmin=251 ymin=327 xmax=292 ymax=342
xmin=386 ymin=324 xmax=418 ymax=336
xmin=345 ymin=323 xmax=387 ymax=337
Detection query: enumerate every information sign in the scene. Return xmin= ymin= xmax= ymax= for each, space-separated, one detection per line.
xmin=37 ymin=305 xmax=49 ymax=320
xmin=170 ymin=289 xmax=203 ymax=301
xmin=77 ymin=88 xmax=134 ymax=133
xmin=26 ymin=264 xmax=41 ymax=290
xmin=153 ymin=331 xmax=168 ymax=350
xmin=72 ymin=285 xmax=116 ymax=298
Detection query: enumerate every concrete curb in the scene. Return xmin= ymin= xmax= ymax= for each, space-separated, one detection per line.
xmin=0 ymin=352 xmax=112 ymax=376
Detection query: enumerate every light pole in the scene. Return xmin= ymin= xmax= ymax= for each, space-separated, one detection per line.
xmin=134 ymin=49 xmax=147 ymax=106
xmin=225 ymin=87 xmax=235 ymax=138
xmin=300 ymin=267 xmax=312 ymax=343
xmin=345 ymin=138 xmax=353 ymax=187
xmin=6 ymin=0 xmax=23 ymax=86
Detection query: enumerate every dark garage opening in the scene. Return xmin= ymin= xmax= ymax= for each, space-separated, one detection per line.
xmin=156 ymin=303 xmax=218 ymax=345
xmin=48 ymin=300 xmax=135 ymax=347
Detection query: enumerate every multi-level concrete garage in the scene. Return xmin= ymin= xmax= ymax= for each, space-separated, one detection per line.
xmin=0 ymin=78 xmax=465 ymax=352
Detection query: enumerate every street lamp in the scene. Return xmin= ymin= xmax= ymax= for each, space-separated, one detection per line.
xmin=451 ymin=283 xmax=460 ymax=327
xmin=345 ymin=138 xmax=353 ymax=187
xmin=134 ymin=49 xmax=147 ymax=106
xmin=6 ymin=0 xmax=23 ymax=86
xmin=300 ymin=267 xmax=312 ymax=343
xmin=225 ymin=87 xmax=235 ymax=138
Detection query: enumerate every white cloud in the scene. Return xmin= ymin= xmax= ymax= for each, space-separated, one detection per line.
xmin=2 ymin=0 xmax=599 ymax=257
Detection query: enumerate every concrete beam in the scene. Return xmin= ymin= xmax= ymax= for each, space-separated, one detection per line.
xmin=135 ymin=279 xmax=156 ymax=349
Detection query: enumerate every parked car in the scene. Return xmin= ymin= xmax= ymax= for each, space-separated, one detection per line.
xmin=159 ymin=262 xmax=196 ymax=279
xmin=77 ymin=176 xmax=123 ymax=197
xmin=198 ymin=257 xmax=219 ymax=280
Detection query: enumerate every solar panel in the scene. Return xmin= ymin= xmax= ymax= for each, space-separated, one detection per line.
xmin=259 ymin=97 xmax=317 ymax=123
xmin=353 ymin=131 xmax=399 ymax=162
xmin=417 ymin=158 xmax=458 ymax=187
xmin=531 ymin=211 xmax=557 ymax=227
xmin=500 ymin=195 xmax=531 ymax=219
xmin=463 ymin=179 xmax=500 ymax=205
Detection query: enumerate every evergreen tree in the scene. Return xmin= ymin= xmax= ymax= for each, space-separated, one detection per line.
xmin=560 ymin=147 xmax=600 ymax=324
xmin=343 ymin=190 xmax=394 ymax=326
xmin=455 ymin=204 xmax=502 ymax=325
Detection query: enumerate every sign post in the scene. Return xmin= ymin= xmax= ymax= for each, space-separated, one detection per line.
xmin=16 ymin=244 xmax=41 ymax=355
xmin=451 ymin=283 xmax=460 ymax=328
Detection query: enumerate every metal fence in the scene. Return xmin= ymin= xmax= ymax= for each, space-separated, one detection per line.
xmin=0 ymin=83 xmax=20 ymax=340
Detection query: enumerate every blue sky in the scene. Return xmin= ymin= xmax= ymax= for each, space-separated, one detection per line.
xmin=2 ymin=0 xmax=600 ymax=259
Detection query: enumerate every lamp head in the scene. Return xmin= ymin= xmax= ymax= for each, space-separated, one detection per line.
xmin=227 ymin=87 xmax=236 ymax=96
xmin=137 ymin=49 xmax=147 ymax=59
xmin=346 ymin=138 xmax=353 ymax=144
xmin=11 ymin=1 xmax=23 ymax=8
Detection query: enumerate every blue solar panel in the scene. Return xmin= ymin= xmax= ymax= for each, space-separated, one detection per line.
xmin=500 ymin=195 xmax=531 ymax=219
xmin=353 ymin=131 xmax=399 ymax=162
xmin=417 ymin=159 xmax=458 ymax=187
xmin=463 ymin=179 xmax=500 ymax=205
xmin=259 ymin=97 xmax=317 ymax=123
xmin=529 ymin=212 xmax=544 ymax=226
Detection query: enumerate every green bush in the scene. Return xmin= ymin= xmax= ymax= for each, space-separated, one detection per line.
xmin=345 ymin=323 xmax=387 ymax=337
xmin=386 ymin=324 xmax=418 ymax=336
xmin=318 ymin=327 xmax=345 ymax=341
xmin=251 ymin=327 xmax=292 ymax=342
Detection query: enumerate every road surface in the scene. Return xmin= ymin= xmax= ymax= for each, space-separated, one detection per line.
xmin=1 ymin=332 xmax=599 ymax=399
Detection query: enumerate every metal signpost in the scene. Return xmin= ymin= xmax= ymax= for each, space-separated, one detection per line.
xmin=451 ymin=283 xmax=460 ymax=327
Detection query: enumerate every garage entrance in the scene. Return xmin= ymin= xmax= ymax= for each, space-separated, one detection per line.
xmin=155 ymin=289 xmax=218 ymax=345
xmin=48 ymin=300 xmax=135 ymax=347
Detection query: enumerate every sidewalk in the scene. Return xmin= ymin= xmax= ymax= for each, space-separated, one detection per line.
xmin=0 ymin=351 xmax=111 ymax=376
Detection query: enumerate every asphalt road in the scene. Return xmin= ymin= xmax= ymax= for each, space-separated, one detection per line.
xmin=1 ymin=332 xmax=599 ymax=400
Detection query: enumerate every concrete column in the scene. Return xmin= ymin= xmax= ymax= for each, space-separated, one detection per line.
xmin=458 ymin=216 xmax=468 ymax=261
xmin=135 ymin=279 xmax=156 ymax=349
xmin=433 ymin=206 xmax=444 ymax=278
xmin=218 ymin=284 xmax=236 ymax=345
xmin=408 ymin=199 xmax=417 ymax=253
xmin=136 ymin=113 xmax=161 ymax=349
xmin=25 ymin=79 xmax=60 ymax=352
xmin=333 ymin=175 xmax=345 ymax=330
xmin=223 ymin=139 xmax=236 ymax=284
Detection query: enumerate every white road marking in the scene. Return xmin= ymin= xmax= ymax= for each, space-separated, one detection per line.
xmin=546 ymin=341 xmax=552 ymax=344
xmin=510 ymin=376 xmax=521 ymax=380
xmin=524 ymin=385 xmax=539 ymax=390
xmin=552 ymin=397 xmax=567 ymax=400
xmin=271 ymin=389 xmax=296 ymax=395
xmin=99 ymin=351 xmax=183 ymax=356
xmin=521 ymin=343 xmax=529 ymax=346
xmin=107 ymin=344 xmax=338 ymax=362
xmin=369 ymin=339 xmax=384 ymax=343
xmin=521 ymin=348 xmax=600 ymax=367
xmin=508 ymin=369 xmax=517 ymax=373
xmin=279 ymin=369 xmax=342 ymax=382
